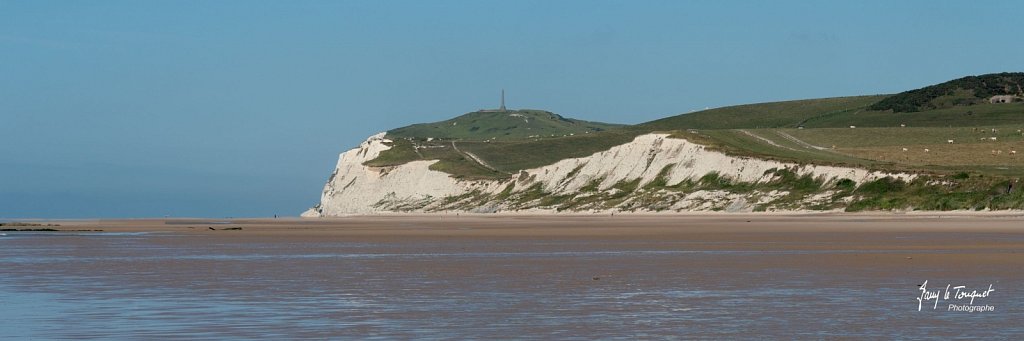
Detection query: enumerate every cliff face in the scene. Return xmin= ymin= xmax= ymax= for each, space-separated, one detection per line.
xmin=302 ymin=132 xmax=500 ymax=216
xmin=303 ymin=133 xmax=914 ymax=217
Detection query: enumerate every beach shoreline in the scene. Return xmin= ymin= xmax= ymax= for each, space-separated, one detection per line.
xmin=4 ymin=212 xmax=1021 ymax=338
xmin=11 ymin=211 xmax=1023 ymax=237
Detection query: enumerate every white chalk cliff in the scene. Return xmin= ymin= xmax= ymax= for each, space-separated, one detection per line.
xmin=303 ymin=133 xmax=914 ymax=217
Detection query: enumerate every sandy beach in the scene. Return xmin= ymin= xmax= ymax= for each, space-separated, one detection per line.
xmin=40 ymin=211 xmax=1024 ymax=234
xmin=27 ymin=212 xmax=1024 ymax=283
xmin=34 ymin=212 xmax=1024 ymax=253
xmin=4 ymin=213 xmax=1022 ymax=338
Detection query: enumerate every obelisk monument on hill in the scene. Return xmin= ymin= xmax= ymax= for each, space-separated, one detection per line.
xmin=500 ymin=89 xmax=506 ymax=111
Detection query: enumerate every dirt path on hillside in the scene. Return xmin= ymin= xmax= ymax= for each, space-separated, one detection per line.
xmin=775 ymin=131 xmax=830 ymax=150
xmin=451 ymin=141 xmax=506 ymax=173
xmin=737 ymin=130 xmax=802 ymax=153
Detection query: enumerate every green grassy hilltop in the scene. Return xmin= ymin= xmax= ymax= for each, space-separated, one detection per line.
xmin=352 ymin=71 xmax=1024 ymax=209
xmin=365 ymin=109 xmax=630 ymax=178
xmin=387 ymin=109 xmax=623 ymax=140
xmin=361 ymin=72 xmax=1024 ymax=211
xmin=869 ymin=72 xmax=1024 ymax=112
xmin=641 ymin=95 xmax=888 ymax=130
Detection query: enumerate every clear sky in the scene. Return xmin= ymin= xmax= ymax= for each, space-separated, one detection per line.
xmin=3 ymin=0 xmax=1023 ymax=218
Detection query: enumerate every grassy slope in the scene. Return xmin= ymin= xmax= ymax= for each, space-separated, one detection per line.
xmin=348 ymin=74 xmax=1024 ymax=212
xmin=358 ymin=90 xmax=1024 ymax=210
xmin=368 ymin=96 xmax=894 ymax=178
xmin=869 ymin=72 xmax=1024 ymax=112
xmin=366 ymin=128 xmax=646 ymax=179
xmin=362 ymin=138 xmax=503 ymax=179
xmin=803 ymin=102 xmax=1024 ymax=128
xmin=368 ymin=109 xmax=631 ymax=179
xmin=636 ymin=93 xmax=1024 ymax=177
xmin=641 ymin=95 xmax=888 ymax=130
xmin=457 ymin=128 xmax=644 ymax=172
xmin=671 ymin=126 xmax=1024 ymax=177
xmin=387 ymin=109 xmax=623 ymax=140
xmin=669 ymin=129 xmax=887 ymax=169
xmin=785 ymin=126 xmax=1024 ymax=176
xmin=365 ymin=77 xmax=1024 ymax=182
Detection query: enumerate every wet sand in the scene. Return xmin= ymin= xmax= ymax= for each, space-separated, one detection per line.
xmin=52 ymin=212 xmax=1024 ymax=280
xmin=50 ymin=212 xmax=1024 ymax=251
xmin=4 ymin=213 xmax=1023 ymax=338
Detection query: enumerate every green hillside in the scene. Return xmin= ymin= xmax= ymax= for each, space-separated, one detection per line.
xmin=352 ymin=72 xmax=1024 ymax=211
xmin=366 ymin=73 xmax=1024 ymax=182
xmin=802 ymin=102 xmax=1024 ymax=128
xmin=641 ymin=95 xmax=887 ymax=130
xmin=645 ymin=96 xmax=1024 ymax=129
xmin=367 ymin=109 xmax=629 ymax=179
xmin=869 ymin=72 xmax=1024 ymax=112
xmin=387 ymin=109 xmax=623 ymax=140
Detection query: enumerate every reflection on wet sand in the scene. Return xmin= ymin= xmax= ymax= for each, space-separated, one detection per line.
xmin=1 ymin=214 xmax=1022 ymax=338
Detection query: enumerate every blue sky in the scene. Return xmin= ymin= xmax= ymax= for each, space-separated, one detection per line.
xmin=3 ymin=0 xmax=1023 ymax=218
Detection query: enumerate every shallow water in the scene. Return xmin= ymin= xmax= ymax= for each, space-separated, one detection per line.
xmin=0 ymin=231 xmax=1019 ymax=339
